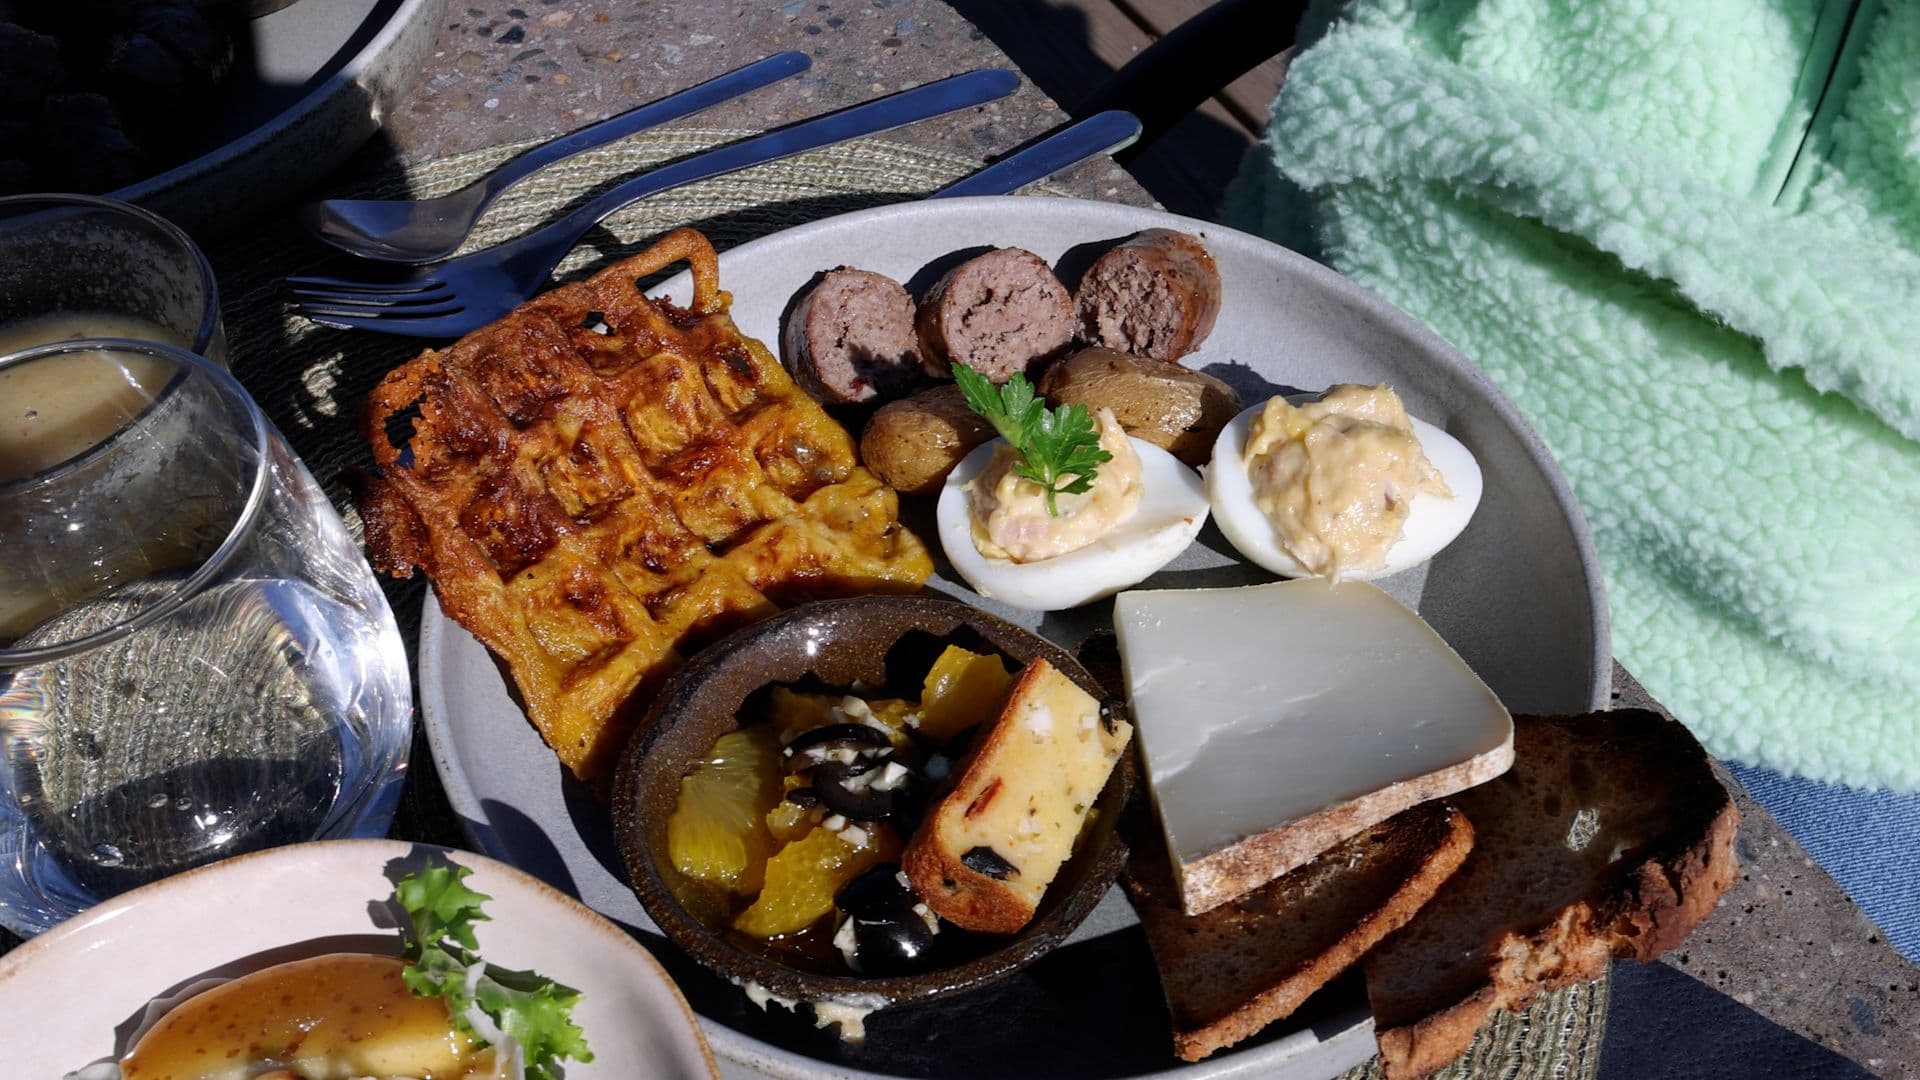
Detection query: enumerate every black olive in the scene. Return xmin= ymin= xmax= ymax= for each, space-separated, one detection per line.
xmin=960 ymin=846 xmax=1019 ymax=880
xmin=812 ymin=757 xmax=903 ymax=822
xmin=834 ymin=864 xmax=936 ymax=975
xmin=782 ymin=723 xmax=892 ymax=772
xmin=784 ymin=786 xmax=819 ymax=808
xmin=836 ymin=863 xmax=909 ymax=920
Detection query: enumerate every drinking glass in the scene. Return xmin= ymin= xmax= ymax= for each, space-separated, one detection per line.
xmin=0 ymin=340 xmax=412 ymax=936
xmin=0 ymin=193 xmax=226 ymax=365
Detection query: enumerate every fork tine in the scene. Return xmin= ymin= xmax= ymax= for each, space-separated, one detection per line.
xmin=286 ymin=283 xmax=456 ymax=307
xmin=293 ymin=305 xmax=474 ymax=338
xmin=283 ymin=273 xmax=442 ymax=295
xmin=295 ymin=297 xmax=466 ymax=319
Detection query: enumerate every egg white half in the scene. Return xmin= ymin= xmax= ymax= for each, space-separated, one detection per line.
xmin=1205 ymin=401 xmax=1482 ymax=580
xmin=937 ymin=437 xmax=1210 ymax=611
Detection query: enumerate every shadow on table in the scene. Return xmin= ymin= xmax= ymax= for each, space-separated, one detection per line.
xmin=945 ymin=0 xmax=1260 ymax=218
xmin=1601 ymin=959 xmax=1875 ymax=1078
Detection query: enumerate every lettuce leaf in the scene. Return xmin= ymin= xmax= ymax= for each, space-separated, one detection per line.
xmin=395 ymin=862 xmax=594 ymax=1080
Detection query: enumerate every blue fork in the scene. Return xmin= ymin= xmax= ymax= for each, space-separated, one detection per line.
xmin=286 ymin=69 xmax=1021 ymax=339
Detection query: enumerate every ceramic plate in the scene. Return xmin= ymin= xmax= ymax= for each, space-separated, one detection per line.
xmin=0 ymin=838 xmax=716 ymax=1079
xmin=418 ymin=197 xmax=1612 ymax=1079
xmin=109 ymin=0 xmax=444 ymax=237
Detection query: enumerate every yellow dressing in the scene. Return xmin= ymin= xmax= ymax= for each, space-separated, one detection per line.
xmin=119 ymin=953 xmax=503 ymax=1080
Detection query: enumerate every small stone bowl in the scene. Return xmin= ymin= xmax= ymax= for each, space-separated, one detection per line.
xmin=612 ymin=594 xmax=1133 ymax=1016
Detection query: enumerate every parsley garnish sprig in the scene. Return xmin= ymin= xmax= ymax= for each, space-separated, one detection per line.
xmin=396 ymin=862 xmax=594 ymax=1080
xmin=952 ymin=362 xmax=1111 ymax=517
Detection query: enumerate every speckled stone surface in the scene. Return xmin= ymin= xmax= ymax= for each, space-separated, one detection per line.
xmin=1613 ymin=668 xmax=1919 ymax=1076
xmin=365 ymin=0 xmax=1139 ymax=205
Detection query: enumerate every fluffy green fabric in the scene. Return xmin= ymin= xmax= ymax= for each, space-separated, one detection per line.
xmin=1227 ymin=0 xmax=1920 ymax=789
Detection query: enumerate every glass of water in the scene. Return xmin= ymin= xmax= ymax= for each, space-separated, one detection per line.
xmin=0 ymin=193 xmax=226 ymax=367
xmin=0 ymin=339 xmax=412 ymax=936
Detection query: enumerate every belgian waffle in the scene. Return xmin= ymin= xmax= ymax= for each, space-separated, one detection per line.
xmin=359 ymin=229 xmax=934 ymax=784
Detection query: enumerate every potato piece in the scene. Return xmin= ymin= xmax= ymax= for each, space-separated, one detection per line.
xmin=1038 ymin=347 xmax=1241 ymax=467
xmin=859 ymin=383 xmax=997 ymax=497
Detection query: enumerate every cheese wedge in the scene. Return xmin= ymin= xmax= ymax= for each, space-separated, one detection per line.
xmin=1113 ymin=580 xmax=1512 ymax=915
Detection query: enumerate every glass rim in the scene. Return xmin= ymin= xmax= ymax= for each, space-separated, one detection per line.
xmin=0 ymin=339 xmax=270 ymax=667
xmin=0 ymin=192 xmax=222 ymax=359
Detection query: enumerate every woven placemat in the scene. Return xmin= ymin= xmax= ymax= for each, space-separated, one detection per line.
xmin=203 ymin=129 xmax=1608 ymax=1079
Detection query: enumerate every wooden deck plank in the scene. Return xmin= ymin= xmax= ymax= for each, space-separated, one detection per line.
xmin=1109 ymin=0 xmax=1290 ymax=133
xmin=945 ymin=0 xmax=1292 ymax=217
xmin=1056 ymin=0 xmax=1257 ymax=139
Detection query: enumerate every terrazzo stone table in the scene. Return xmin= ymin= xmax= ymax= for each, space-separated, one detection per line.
xmin=4 ymin=2 xmax=1914 ymax=1077
xmin=370 ymin=0 xmax=1136 ymax=202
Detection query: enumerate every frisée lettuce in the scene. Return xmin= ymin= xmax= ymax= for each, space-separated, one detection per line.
xmin=396 ymin=863 xmax=595 ymax=1080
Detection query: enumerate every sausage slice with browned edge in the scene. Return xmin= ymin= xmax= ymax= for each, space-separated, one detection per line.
xmin=782 ymin=267 xmax=925 ymax=404
xmin=915 ymin=247 xmax=1075 ymax=382
xmin=1075 ymin=229 xmax=1222 ymax=362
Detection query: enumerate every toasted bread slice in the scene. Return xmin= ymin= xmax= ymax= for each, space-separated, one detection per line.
xmin=1363 ymin=709 xmax=1738 ymax=1080
xmin=903 ymin=658 xmax=1131 ymax=933
xmin=1124 ymin=801 xmax=1473 ymax=1062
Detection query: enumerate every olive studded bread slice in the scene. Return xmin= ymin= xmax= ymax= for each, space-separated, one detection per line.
xmin=1363 ymin=709 xmax=1739 ymax=1080
xmin=903 ymin=658 xmax=1132 ymax=933
xmin=1125 ymin=801 xmax=1474 ymax=1063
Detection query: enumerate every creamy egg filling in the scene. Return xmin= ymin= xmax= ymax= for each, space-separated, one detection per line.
xmin=1243 ymin=385 xmax=1449 ymax=579
xmin=965 ymin=408 xmax=1142 ymax=562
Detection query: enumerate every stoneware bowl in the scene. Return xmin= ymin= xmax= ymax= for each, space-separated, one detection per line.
xmin=612 ymin=593 xmax=1134 ymax=1018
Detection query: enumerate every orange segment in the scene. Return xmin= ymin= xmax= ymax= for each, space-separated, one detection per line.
xmin=769 ymin=687 xmax=917 ymax=745
xmin=733 ymin=821 xmax=899 ymax=939
xmin=667 ymin=726 xmax=781 ymax=895
xmin=918 ymin=645 xmax=1013 ymax=740
xmin=766 ymin=774 xmax=818 ymax=842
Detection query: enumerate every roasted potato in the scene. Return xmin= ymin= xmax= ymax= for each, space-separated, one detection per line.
xmin=1037 ymin=347 xmax=1241 ymax=467
xmin=860 ymin=383 xmax=997 ymax=497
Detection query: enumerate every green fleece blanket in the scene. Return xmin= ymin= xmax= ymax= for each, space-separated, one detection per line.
xmin=1226 ymin=0 xmax=1920 ymax=790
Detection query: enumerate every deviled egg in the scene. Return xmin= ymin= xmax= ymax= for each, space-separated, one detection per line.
xmin=938 ymin=407 xmax=1209 ymax=611
xmin=1206 ymin=384 xmax=1481 ymax=580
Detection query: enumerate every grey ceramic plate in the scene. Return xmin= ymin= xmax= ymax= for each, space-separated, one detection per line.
xmin=109 ymin=0 xmax=444 ymax=237
xmin=418 ymin=197 xmax=1611 ymax=1080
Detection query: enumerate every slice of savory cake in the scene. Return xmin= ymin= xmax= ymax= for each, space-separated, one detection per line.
xmin=904 ymin=658 xmax=1131 ymax=933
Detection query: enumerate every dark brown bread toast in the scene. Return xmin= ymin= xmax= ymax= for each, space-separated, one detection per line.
xmin=1124 ymin=801 xmax=1474 ymax=1062
xmin=1363 ymin=709 xmax=1739 ymax=1079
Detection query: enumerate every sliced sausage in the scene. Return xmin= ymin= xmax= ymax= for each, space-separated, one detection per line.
xmin=1074 ymin=229 xmax=1221 ymax=362
xmin=783 ymin=267 xmax=925 ymax=404
xmin=860 ymin=383 xmax=997 ymax=497
xmin=915 ymin=248 xmax=1074 ymax=383
xmin=1038 ymin=346 xmax=1241 ymax=467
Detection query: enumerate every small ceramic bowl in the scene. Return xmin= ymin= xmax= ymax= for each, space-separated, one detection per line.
xmin=612 ymin=594 xmax=1133 ymax=1016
